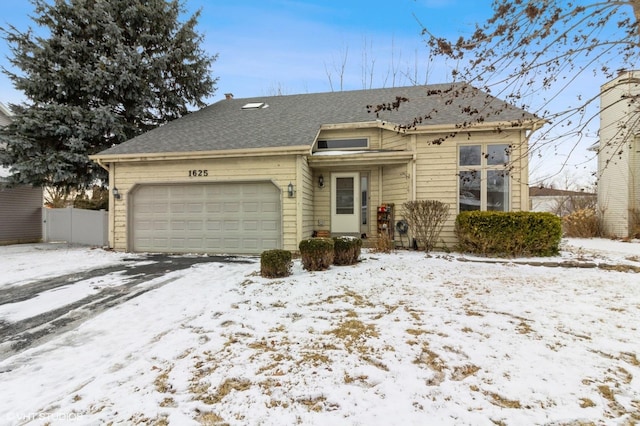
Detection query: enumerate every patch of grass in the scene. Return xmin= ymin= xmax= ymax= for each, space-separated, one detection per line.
xmin=297 ymin=395 xmax=328 ymax=412
xmin=451 ymin=364 xmax=480 ymax=381
xmin=516 ymin=321 xmax=533 ymax=334
xmin=485 ymin=391 xmax=522 ymax=409
xmin=300 ymin=350 xmax=331 ymax=366
xmin=414 ymin=344 xmax=446 ymax=385
xmin=153 ymin=366 xmax=174 ymax=394
xmin=620 ymin=352 xmax=640 ymax=366
xmin=597 ymin=385 xmax=615 ymax=401
xmin=344 ymin=372 xmax=370 ymax=385
xmin=326 ymin=319 xmax=378 ymax=348
xmin=579 ymin=398 xmax=596 ymax=408
xmin=197 ymin=378 xmax=253 ymax=405
xmin=159 ymin=397 xmax=176 ymax=407
xmin=195 ymin=410 xmax=228 ymax=426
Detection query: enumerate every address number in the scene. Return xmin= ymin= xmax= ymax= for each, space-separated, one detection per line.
xmin=189 ymin=169 xmax=208 ymax=177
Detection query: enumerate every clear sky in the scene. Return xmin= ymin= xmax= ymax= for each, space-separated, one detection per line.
xmin=0 ymin=0 xmax=614 ymax=187
xmin=1 ymin=0 xmax=494 ymax=105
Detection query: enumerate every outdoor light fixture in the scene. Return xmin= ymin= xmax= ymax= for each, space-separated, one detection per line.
xmin=287 ymin=182 xmax=295 ymax=198
xmin=318 ymin=174 xmax=324 ymax=188
xmin=112 ymin=187 xmax=121 ymax=200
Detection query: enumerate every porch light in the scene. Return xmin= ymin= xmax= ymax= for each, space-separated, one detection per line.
xmin=287 ymin=182 xmax=295 ymax=198
xmin=318 ymin=174 xmax=324 ymax=188
xmin=112 ymin=187 xmax=121 ymax=200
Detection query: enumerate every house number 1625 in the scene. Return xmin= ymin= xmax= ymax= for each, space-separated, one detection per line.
xmin=189 ymin=169 xmax=208 ymax=177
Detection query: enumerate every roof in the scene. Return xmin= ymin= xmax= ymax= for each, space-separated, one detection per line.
xmin=96 ymin=83 xmax=539 ymax=157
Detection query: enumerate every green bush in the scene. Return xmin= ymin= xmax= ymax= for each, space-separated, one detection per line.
xmin=299 ymin=238 xmax=335 ymax=271
xmin=333 ymin=236 xmax=362 ymax=265
xmin=455 ymin=211 xmax=562 ymax=257
xmin=260 ymin=249 xmax=292 ymax=278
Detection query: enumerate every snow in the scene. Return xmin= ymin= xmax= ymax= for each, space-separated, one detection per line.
xmin=0 ymin=239 xmax=639 ymax=425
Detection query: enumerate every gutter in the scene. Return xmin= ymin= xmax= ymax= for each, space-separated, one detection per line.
xmin=89 ymin=145 xmax=312 ymax=163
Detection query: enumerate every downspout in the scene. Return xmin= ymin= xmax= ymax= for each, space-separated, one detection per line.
xmin=94 ymin=158 xmax=116 ymax=249
xmin=411 ymin=134 xmax=418 ymax=201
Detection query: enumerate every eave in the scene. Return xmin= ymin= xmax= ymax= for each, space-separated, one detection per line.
xmin=90 ymin=145 xmax=312 ymax=165
xmin=307 ymin=150 xmax=415 ymax=167
xmin=402 ymin=118 xmax=545 ymax=134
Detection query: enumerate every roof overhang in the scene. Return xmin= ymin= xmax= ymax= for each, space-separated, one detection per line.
xmin=90 ymin=145 xmax=311 ymax=166
xmin=308 ymin=150 xmax=415 ymax=167
xmin=319 ymin=118 xmax=545 ymax=136
xmin=402 ymin=119 xmax=545 ymax=134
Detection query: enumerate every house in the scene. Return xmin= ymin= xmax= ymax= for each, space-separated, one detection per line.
xmin=0 ymin=102 xmax=43 ymax=245
xmin=596 ymin=70 xmax=640 ymax=238
xmin=529 ymin=186 xmax=596 ymax=215
xmin=91 ymin=84 xmax=542 ymax=254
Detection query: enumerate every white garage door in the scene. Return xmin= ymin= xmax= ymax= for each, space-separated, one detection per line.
xmin=131 ymin=182 xmax=281 ymax=254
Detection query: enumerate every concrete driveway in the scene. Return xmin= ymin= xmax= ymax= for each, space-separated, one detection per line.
xmin=0 ymin=249 xmax=253 ymax=362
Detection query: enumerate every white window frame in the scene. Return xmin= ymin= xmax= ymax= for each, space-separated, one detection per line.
xmin=316 ymin=138 xmax=369 ymax=151
xmin=458 ymin=143 xmax=511 ymax=212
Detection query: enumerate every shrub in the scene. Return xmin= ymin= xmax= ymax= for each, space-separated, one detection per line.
xmin=563 ymin=208 xmax=600 ymax=238
xmin=260 ymin=249 xmax=292 ymax=278
xmin=455 ymin=211 xmax=562 ymax=257
xmin=373 ymin=231 xmax=394 ymax=253
xmin=403 ymin=200 xmax=451 ymax=252
xmin=333 ymin=236 xmax=362 ymax=265
xmin=299 ymin=238 xmax=334 ymax=271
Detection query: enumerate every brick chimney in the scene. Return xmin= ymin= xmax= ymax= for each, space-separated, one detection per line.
xmin=224 ymin=93 xmax=234 ymax=100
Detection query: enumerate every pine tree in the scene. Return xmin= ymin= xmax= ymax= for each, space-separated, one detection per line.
xmin=0 ymin=0 xmax=217 ymax=191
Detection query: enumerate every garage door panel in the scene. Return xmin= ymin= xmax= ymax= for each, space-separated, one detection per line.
xmin=132 ymin=182 xmax=281 ymax=254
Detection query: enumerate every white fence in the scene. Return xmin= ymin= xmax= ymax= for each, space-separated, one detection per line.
xmin=42 ymin=207 xmax=108 ymax=246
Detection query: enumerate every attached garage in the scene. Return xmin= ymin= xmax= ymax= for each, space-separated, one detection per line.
xmin=130 ymin=181 xmax=282 ymax=254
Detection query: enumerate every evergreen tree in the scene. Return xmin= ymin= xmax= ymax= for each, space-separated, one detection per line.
xmin=0 ymin=0 xmax=217 ymax=191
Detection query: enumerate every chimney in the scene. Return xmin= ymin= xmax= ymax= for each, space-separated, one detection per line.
xmin=224 ymin=93 xmax=234 ymax=100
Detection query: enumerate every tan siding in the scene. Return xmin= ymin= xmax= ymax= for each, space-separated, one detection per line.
xmin=381 ymin=130 xmax=409 ymax=150
xmin=112 ymin=156 xmax=298 ymax=252
xmin=414 ymin=131 xmax=527 ymax=247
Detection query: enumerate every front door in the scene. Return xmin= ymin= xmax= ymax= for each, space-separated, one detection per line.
xmin=331 ymin=172 xmax=360 ymax=234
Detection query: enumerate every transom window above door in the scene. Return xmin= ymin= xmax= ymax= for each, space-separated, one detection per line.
xmin=316 ymin=138 xmax=368 ymax=150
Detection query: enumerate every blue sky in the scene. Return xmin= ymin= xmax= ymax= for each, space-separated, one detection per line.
xmin=0 ymin=0 xmax=615 ymax=186
xmin=0 ymin=0 xmax=493 ymax=105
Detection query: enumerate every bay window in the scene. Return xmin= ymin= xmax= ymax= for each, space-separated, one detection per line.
xmin=458 ymin=144 xmax=511 ymax=212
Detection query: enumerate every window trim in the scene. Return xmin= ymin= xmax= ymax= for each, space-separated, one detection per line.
xmin=316 ymin=138 xmax=369 ymax=151
xmin=458 ymin=143 xmax=511 ymax=213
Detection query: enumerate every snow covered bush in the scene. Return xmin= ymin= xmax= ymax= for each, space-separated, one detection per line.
xmin=260 ymin=249 xmax=292 ymax=278
xmin=333 ymin=236 xmax=362 ymax=266
xmin=299 ymin=238 xmax=334 ymax=271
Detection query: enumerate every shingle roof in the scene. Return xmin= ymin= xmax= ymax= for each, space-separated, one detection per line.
xmin=97 ymin=83 xmax=538 ymax=156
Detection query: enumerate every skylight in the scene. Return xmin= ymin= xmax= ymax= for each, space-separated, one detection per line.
xmin=241 ymin=102 xmax=268 ymax=110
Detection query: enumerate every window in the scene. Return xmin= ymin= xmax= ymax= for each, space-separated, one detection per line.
xmin=317 ymin=138 xmax=368 ymax=150
xmin=458 ymin=144 xmax=510 ymax=212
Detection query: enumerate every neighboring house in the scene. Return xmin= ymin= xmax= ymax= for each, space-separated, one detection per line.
xmin=91 ymin=84 xmax=542 ymax=255
xmin=529 ymin=186 xmax=596 ymax=215
xmin=0 ymin=102 xmax=43 ymax=245
xmin=597 ymin=70 xmax=640 ymax=238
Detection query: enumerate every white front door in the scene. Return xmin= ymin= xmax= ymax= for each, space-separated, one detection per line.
xmin=331 ymin=172 xmax=360 ymax=234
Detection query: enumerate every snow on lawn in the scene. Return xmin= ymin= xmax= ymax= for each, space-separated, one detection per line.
xmin=0 ymin=239 xmax=639 ymax=425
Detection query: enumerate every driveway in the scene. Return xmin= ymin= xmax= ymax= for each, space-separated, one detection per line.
xmin=0 ymin=250 xmax=254 ymax=362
